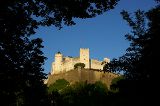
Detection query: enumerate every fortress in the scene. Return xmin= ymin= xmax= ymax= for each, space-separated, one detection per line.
xmin=50 ymin=48 xmax=110 ymax=75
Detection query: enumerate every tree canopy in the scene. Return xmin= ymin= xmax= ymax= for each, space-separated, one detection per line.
xmin=0 ymin=0 xmax=119 ymax=105
xmin=0 ymin=0 xmax=119 ymax=36
xmin=48 ymin=79 xmax=69 ymax=93
xmin=59 ymin=81 xmax=108 ymax=106
xmin=104 ymin=4 xmax=160 ymax=81
xmin=103 ymin=2 xmax=160 ymax=105
xmin=74 ymin=63 xmax=85 ymax=69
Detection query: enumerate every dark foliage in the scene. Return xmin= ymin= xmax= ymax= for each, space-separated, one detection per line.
xmin=104 ymin=5 xmax=160 ymax=81
xmin=0 ymin=0 xmax=119 ymax=31
xmin=104 ymin=3 xmax=160 ymax=106
xmin=0 ymin=0 xmax=119 ymax=105
xmin=48 ymin=79 xmax=69 ymax=93
xmin=0 ymin=35 xmax=47 ymax=105
xmin=74 ymin=63 xmax=85 ymax=69
xmin=48 ymin=81 xmax=109 ymax=106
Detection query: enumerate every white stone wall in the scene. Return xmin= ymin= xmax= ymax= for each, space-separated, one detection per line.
xmin=91 ymin=59 xmax=103 ymax=70
xmin=63 ymin=57 xmax=74 ymax=72
xmin=72 ymin=57 xmax=80 ymax=68
xmin=51 ymin=62 xmax=55 ymax=75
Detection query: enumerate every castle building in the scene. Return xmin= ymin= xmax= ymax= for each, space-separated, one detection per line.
xmin=51 ymin=48 xmax=110 ymax=75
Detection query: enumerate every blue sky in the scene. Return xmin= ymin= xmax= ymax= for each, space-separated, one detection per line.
xmin=34 ymin=0 xmax=156 ymax=74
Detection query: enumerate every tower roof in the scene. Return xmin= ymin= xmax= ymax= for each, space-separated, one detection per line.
xmin=80 ymin=48 xmax=89 ymax=50
xmin=57 ymin=51 xmax=61 ymax=54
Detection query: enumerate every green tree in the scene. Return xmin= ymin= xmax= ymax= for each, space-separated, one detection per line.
xmin=74 ymin=63 xmax=85 ymax=69
xmin=48 ymin=79 xmax=69 ymax=93
xmin=60 ymin=81 xmax=108 ymax=106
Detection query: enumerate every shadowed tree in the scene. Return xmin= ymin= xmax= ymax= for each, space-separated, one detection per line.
xmin=104 ymin=2 xmax=160 ymax=105
xmin=48 ymin=79 xmax=69 ymax=93
xmin=0 ymin=0 xmax=119 ymax=32
xmin=0 ymin=0 xmax=119 ymax=105
xmin=104 ymin=4 xmax=160 ymax=81
xmin=59 ymin=81 xmax=108 ymax=106
xmin=0 ymin=37 xmax=47 ymax=105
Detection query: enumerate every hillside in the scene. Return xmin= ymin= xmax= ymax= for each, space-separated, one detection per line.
xmin=46 ymin=69 xmax=120 ymax=88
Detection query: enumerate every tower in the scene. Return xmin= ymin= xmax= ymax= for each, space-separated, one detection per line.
xmin=103 ymin=58 xmax=110 ymax=63
xmin=80 ymin=48 xmax=90 ymax=68
xmin=54 ymin=52 xmax=63 ymax=74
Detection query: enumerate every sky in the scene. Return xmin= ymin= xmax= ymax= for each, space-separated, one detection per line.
xmin=34 ymin=0 xmax=157 ymax=74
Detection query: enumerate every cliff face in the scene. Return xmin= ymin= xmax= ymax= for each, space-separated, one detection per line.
xmin=47 ymin=69 xmax=119 ymax=88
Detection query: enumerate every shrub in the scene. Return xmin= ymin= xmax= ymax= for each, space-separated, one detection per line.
xmin=74 ymin=63 xmax=85 ymax=69
xmin=48 ymin=79 xmax=69 ymax=93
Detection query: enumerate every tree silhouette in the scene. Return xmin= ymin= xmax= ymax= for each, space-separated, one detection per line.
xmin=104 ymin=5 xmax=160 ymax=80
xmin=0 ymin=0 xmax=119 ymax=32
xmin=104 ymin=2 xmax=160 ymax=105
xmin=0 ymin=0 xmax=119 ymax=105
xmin=0 ymin=36 xmax=47 ymax=105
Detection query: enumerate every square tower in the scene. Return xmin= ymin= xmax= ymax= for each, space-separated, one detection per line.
xmin=80 ymin=48 xmax=90 ymax=68
xmin=53 ymin=52 xmax=63 ymax=74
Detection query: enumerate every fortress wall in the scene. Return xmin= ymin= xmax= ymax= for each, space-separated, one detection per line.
xmin=72 ymin=57 xmax=80 ymax=66
xmin=93 ymin=71 xmax=102 ymax=80
xmin=51 ymin=48 xmax=110 ymax=75
xmin=47 ymin=69 xmax=119 ymax=88
xmin=63 ymin=57 xmax=80 ymax=72
xmin=51 ymin=62 xmax=55 ymax=75
xmin=91 ymin=59 xmax=103 ymax=70
xmin=63 ymin=57 xmax=72 ymax=61
xmin=52 ymin=62 xmax=63 ymax=74
xmin=63 ymin=60 xmax=74 ymax=72
xmin=72 ymin=57 xmax=79 ymax=61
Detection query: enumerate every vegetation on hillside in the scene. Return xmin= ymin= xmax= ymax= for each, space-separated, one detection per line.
xmin=110 ymin=76 xmax=124 ymax=93
xmin=47 ymin=78 xmax=134 ymax=106
xmin=48 ymin=79 xmax=69 ymax=93
xmin=48 ymin=81 xmax=109 ymax=106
